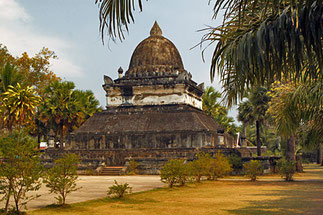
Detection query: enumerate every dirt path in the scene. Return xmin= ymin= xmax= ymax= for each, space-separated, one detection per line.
xmin=0 ymin=175 xmax=163 ymax=211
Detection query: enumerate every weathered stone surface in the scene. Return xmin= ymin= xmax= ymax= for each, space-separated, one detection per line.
xmin=54 ymin=22 xmax=237 ymax=174
xmin=66 ymin=105 xmax=233 ymax=150
xmin=104 ymin=83 xmax=203 ymax=109
xmin=42 ymin=147 xmax=240 ymax=174
xmin=102 ymin=22 xmax=204 ymax=109
xmin=127 ymin=21 xmax=184 ymax=77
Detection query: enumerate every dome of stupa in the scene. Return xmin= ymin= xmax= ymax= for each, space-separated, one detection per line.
xmin=125 ymin=21 xmax=185 ymax=77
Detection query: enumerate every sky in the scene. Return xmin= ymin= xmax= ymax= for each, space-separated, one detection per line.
xmin=0 ymin=0 xmax=239 ymax=122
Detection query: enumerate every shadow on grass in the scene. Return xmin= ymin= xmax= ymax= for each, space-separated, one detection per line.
xmin=228 ymin=181 xmax=323 ymax=215
xmin=44 ymin=204 xmax=72 ymax=209
xmin=301 ymin=164 xmax=323 ymax=177
xmin=107 ymin=196 xmax=159 ymax=205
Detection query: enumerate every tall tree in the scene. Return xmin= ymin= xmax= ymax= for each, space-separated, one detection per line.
xmin=0 ymin=45 xmax=60 ymax=97
xmin=268 ymin=80 xmax=322 ymax=161
xmin=0 ymin=84 xmax=41 ymax=133
xmin=41 ymin=81 xmax=78 ymax=147
xmin=202 ymin=86 xmax=238 ymax=137
xmin=238 ymin=86 xmax=270 ymax=156
xmin=40 ymin=81 xmax=101 ymax=147
xmin=238 ymin=100 xmax=254 ymax=146
xmin=249 ymin=87 xmax=270 ymax=156
xmin=205 ymin=0 xmax=322 ymax=106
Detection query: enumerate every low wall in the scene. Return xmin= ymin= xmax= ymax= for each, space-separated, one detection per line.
xmin=41 ymin=147 xmax=241 ymax=174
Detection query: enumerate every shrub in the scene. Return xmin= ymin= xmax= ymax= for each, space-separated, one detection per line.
xmin=228 ymin=154 xmax=243 ymax=171
xmin=85 ymin=169 xmax=96 ymax=175
xmin=208 ymin=152 xmax=232 ymax=180
xmin=160 ymin=159 xmax=187 ymax=188
xmin=189 ymin=153 xmax=212 ymax=182
xmin=127 ymin=159 xmax=139 ymax=175
xmin=44 ymin=153 xmax=81 ymax=205
xmin=243 ymin=160 xmax=263 ymax=181
xmin=277 ymin=158 xmax=296 ymax=181
xmin=0 ymin=131 xmax=43 ymax=214
xmin=107 ymin=180 xmax=132 ymax=198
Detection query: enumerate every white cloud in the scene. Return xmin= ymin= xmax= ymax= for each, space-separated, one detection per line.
xmin=0 ymin=0 xmax=83 ymax=78
xmin=0 ymin=0 xmax=31 ymax=21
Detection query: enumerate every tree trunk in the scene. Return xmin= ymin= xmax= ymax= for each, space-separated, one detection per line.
xmin=62 ymin=194 xmax=66 ymax=205
xmin=317 ymin=144 xmax=322 ymax=164
xmin=4 ymin=187 xmax=11 ymax=214
xmin=286 ymin=136 xmax=296 ymax=161
xmin=256 ymin=120 xmax=261 ymax=156
xmin=37 ymin=133 xmax=41 ymax=149
xmin=286 ymin=135 xmax=301 ymax=173
xmin=59 ymin=123 xmax=64 ymax=149
xmin=296 ymin=155 xmax=303 ymax=172
xmin=241 ymin=123 xmax=247 ymax=147
xmin=15 ymin=196 xmax=19 ymax=214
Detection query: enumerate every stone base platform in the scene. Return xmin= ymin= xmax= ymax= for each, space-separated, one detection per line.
xmin=41 ymin=147 xmax=241 ymax=174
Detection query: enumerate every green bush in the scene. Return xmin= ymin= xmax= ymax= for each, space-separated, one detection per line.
xmin=243 ymin=160 xmax=263 ymax=181
xmin=44 ymin=153 xmax=81 ymax=205
xmin=277 ymin=158 xmax=296 ymax=181
xmin=189 ymin=153 xmax=212 ymax=182
xmin=228 ymin=154 xmax=243 ymax=170
xmin=208 ymin=152 xmax=232 ymax=180
xmin=160 ymin=159 xmax=188 ymax=188
xmin=107 ymin=180 xmax=132 ymax=198
xmin=127 ymin=159 xmax=139 ymax=175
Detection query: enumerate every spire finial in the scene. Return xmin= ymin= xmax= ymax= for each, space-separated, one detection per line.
xmin=150 ymin=21 xmax=162 ymax=36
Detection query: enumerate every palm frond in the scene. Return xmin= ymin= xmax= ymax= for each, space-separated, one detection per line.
xmin=96 ymin=0 xmax=145 ymax=42
xmin=204 ymin=0 xmax=323 ymax=106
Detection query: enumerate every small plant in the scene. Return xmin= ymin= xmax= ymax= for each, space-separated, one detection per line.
xmin=190 ymin=153 xmax=212 ymax=182
xmin=277 ymin=158 xmax=296 ymax=181
xmin=208 ymin=152 xmax=232 ymax=180
xmin=243 ymin=160 xmax=263 ymax=181
xmin=85 ymin=169 xmax=96 ymax=175
xmin=160 ymin=159 xmax=187 ymax=188
xmin=44 ymin=153 xmax=81 ymax=205
xmin=107 ymin=180 xmax=132 ymax=198
xmin=127 ymin=159 xmax=139 ymax=175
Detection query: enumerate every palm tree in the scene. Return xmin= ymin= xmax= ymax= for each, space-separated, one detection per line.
xmin=267 ymin=81 xmax=302 ymax=161
xmin=204 ymin=0 xmax=322 ymax=106
xmin=41 ymin=81 xmax=101 ymax=148
xmin=41 ymin=81 xmax=78 ymax=147
xmin=268 ymin=80 xmax=323 ymax=161
xmin=237 ymin=87 xmax=270 ymax=156
xmin=0 ymin=63 xmax=22 ymax=93
xmin=0 ymin=83 xmax=41 ymax=132
xmin=238 ymin=100 xmax=254 ymax=147
xmin=202 ymin=87 xmax=226 ymax=117
xmin=202 ymin=86 xmax=238 ymax=137
xmin=249 ymin=87 xmax=270 ymax=156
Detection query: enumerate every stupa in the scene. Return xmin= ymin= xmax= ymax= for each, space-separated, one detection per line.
xmin=66 ymin=22 xmax=234 ymax=172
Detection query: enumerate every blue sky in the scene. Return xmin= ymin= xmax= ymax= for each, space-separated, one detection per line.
xmin=0 ymin=0 xmax=238 ymax=121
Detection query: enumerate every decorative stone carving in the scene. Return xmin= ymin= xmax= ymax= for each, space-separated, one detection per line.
xmin=198 ymin=82 xmax=205 ymax=90
xmin=103 ymin=75 xmax=113 ymax=85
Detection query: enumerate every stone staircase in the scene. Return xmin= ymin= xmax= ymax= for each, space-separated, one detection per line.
xmin=99 ymin=166 xmax=123 ymax=176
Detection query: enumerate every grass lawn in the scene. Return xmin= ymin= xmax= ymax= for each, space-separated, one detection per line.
xmin=29 ymin=164 xmax=323 ymax=215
